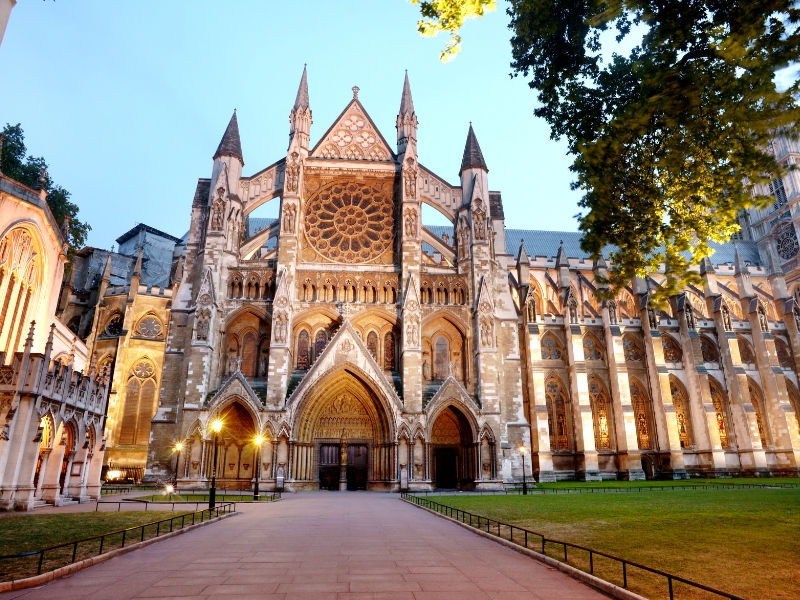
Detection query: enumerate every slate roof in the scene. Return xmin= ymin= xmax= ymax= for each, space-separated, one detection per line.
xmin=115 ymin=223 xmax=184 ymax=245
xmin=460 ymin=124 xmax=488 ymax=173
xmin=489 ymin=192 xmax=504 ymax=219
xmin=193 ymin=179 xmax=211 ymax=207
xmin=214 ymin=110 xmax=243 ymax=163
xmin=423 ymin=225 xmax=762 ymax=268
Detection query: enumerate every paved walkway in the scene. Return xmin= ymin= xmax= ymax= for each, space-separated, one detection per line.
xmin=1 ymin=492 xmax=606 ymax=600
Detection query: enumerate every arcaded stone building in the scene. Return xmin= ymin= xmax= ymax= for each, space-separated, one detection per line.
xmin=122 ymin=70 xmax=800 ymax=489
xmin=0 ymin=171 xmax=107 ymax=510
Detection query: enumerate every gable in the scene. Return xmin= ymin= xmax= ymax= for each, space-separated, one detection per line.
xmin=310 ymin=100 xmax=394 ymax=162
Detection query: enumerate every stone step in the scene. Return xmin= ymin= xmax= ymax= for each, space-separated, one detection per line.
xmin=32 ymin=500 xmax=53 ymax=510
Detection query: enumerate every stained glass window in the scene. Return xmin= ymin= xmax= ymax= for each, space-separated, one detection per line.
xmin=315 ymin=330 xmax=327 ymax=361
xmin=367 ymin=331 xmax=378 ymax=362
xmin=435 ymin=337 xmax=449 ymax=379
xmin=297 ymin=330 xmax=309 ymax=370
xmin=384 ymin=332 xmax=395 ymax=370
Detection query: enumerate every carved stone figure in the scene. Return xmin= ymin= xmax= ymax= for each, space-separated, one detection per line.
xmin=282 ymin=203 xmax=297 ymax=234
xmin=722 ymin=305 xmax=732 ymax=331
xmin=404 ymin=208 xmax=417 ymax=237
xmin=210 ymin=190 xmax=225 ymax=231
xmin=195 ymin=308 xmax=211 ymax=341
xmin=607 ymin=300 xmax=617 ymax=324
xmin=480 ymin=316 xmax=494 ymax=347
xmin=472 ymin=199 xmax=486 ymax=241
xmin=286 ymin=152 xmax=301 ymax=193
xmin=422 ymin=359 xmax=430 ymax=380
xmin=685 ymin=304 xmax=696 ymax=329
xmin=404 ymin=159 xmax=417 ymax=198
xmin=260 ymin=354 xmax=268 ymax=377
xmin=274 ymin=310 xmax=288 ymax=343
xmin=648 ymin=307 xmax=658 ymax=330
xmin=758 ymin=308 xmax=769 ymax=332
xmin=227 ymin=354 xmax=236 ymax=375
xmin=526 ymin=296 xmax=537 ymax=323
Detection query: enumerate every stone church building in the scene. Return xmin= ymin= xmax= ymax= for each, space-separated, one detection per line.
xmin=84 ymin=69 xmax=800 ymax=489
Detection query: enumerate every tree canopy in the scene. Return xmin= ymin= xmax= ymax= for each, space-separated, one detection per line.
xmin=412 ymin=0 xmax=800 ymax=304
xmin=1 ymin=123 xmax=91 ymax=263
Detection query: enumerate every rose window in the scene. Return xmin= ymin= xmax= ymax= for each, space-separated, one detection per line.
xmin=133 ymin=361 xmax=154 ymax=379
xmin=135 ymin=317 xmax=163 ymax=338
xmin=305 ymin=181 xmax=394 ymax=263
xmin=776 ymin=225 xmax=799 ymax=260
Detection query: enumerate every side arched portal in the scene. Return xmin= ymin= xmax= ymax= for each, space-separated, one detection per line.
xmin=429 ymin=405 xmax=476 ymax=490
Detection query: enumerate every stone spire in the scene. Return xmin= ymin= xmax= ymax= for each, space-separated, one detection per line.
xmin=399 ymin=70 xmax=414 ymax=115
xmin=214 ymin=110 xmax=244 ymax=165
xmin=289 ymin=65 xmax=312 ymax=151
xmin=460 ymin=123 xmax=488 ymax=174
xmin=699 ymin=256 xmax=715 ymax=275
xmin=516 ymin=240 xmax=530 ymax=288
xmin=396 ymin=71 xmax=418 ymax=155
xmin=733 ymin=242 xmax=749 ymax=275
xmin=555 ymin=241 xmax=570 ymax=288
xmin=294 ymin=64 xmax=310 ymax=110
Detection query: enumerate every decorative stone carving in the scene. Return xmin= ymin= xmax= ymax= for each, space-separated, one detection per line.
xmin=607 ymin=300 xmax=617 ymax=324
xmin=479 ymin=316 xmax=494 ymax=348
xmin=211 ymin=188 xmax=225 ymax=231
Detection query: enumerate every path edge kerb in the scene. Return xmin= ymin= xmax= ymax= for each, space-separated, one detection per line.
xmin=404 ymin=500 xmax=647 ymax=600
xmin=0 ymin=511 xmax=239 ymax=593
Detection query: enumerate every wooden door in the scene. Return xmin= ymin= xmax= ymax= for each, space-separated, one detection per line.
xmin=346 ymin=445 xmax=368 ymax=490
xmin=435 ymin=448 xmax=457 ymax=489
xmin=319 ymin=444 xmax=340 ymax=491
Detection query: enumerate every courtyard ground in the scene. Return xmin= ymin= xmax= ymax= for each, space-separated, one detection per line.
xmin=0 ymin=492 xmax=608 ymax=600
xmin=430 ymin=485 xmax=800 ymax=599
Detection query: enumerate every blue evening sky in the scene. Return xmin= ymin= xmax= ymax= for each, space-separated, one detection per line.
xmin=1 ymin=1 xmax=582 ymax=249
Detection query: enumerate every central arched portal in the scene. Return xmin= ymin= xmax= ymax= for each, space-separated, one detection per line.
xmin=293 ymin=367 xmax=395 ymax=491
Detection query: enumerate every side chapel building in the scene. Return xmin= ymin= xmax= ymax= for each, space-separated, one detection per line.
xmin=79 ymin=69 xmax=800 ymax=489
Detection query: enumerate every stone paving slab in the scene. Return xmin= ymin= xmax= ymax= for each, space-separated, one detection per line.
xmin=0 ymin=492 xmax=608 ymax=600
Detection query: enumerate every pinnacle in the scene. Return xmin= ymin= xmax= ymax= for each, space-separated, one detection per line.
xmin=294 ymin=64 xmax=310 ymax=110
xmin=399 ymin=71 xmax=414 ymax=115
xmin=555 ymin=240 xmax=569 ymax=268
xmin=214 ymin=110 xmax=244 ymax=163
xmin=733 ymin=242 xmax=750 ymax=275
xmin=516 ymin=239 xmax=529 ymax=264
xmin=460 ymin=123 xmax=488 ymax=174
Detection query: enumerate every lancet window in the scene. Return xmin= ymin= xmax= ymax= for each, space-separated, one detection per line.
xmin=709 ymin=381 xmax=732 ymax=448
xmin=367 ymin=331 xmax=379 ymax=362
xmin=384 ymin=332 xmax=396 ymax=370
xmin=314 ymin=330 xmax=327 ymax=360
xmin=630 ymin=380 xmax=654 ymax=450
xmin=669 ymin=379 xmax=693 ymax=448
xmin=545 ymin=377 xmax=570 ymax=451
xmin=119 ymin=359 xmax=158 ymax=446
xmin=296 ymin=330 xmax=310 ymax=370
xmin=662 ymin=335 xmax=683 ymax=363
xmin=434 ymin=337 xmax=449 ymax=380
xmin=588 ymin=377 xmax=612 ymax=450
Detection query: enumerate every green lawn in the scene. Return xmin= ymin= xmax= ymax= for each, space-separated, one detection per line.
xmin=427 ymin=488 xmax=800 ymax=600
xmin=0 ymin=510 xmax=194 ymax=582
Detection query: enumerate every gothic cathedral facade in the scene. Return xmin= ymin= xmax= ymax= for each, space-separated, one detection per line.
xmin=139 ymin=69 xmax=800 ymax=489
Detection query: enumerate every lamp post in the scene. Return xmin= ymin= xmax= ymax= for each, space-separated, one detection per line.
xmin=209 ymin=419 xmax=223 ymax=509
xmin=253 ymin=435 xmax=264 ymax=501
xmin=173 ymin=442 xmax=183 ymax=488
xmin=519 ymin=445 xmax=528 ymax=496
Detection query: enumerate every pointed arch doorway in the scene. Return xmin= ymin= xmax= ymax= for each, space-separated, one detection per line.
xmin=430 ymin=405 xmax=477 ymax=490
xmin=293 ymin=367 xmax=396 ymax=491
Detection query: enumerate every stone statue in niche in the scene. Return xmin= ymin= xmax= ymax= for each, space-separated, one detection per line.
xmin=260 ymin=353 xmax=268 ymax=377
xmin=422 ymin=359 xmax=430 ymax=380
xmin=274 ymin=311 xmax=288 ymax=343
xmin=472 ymin=199 xmax=486 ymax=241
xmin=404 ymin=208 xmax=417 ymax=237
xmin=282 ymin=203 xmax=297 ymax=234
xmin=758 ymin=308 xmax=769 ymax=332
xmin=210 ymin=188 xmax=225 ymax=230
xmin=195 ymin=308 xmax=211 ymax=341
xmin=722 ymin=306 xmax=732 ymax=331
xmin=458 ymin=221 xmax=470 ymax=259
xmin=648 ymin=307 xmax=658 ymax=330
xmin=526 ymin=296 xmax=537 ymax=323
xmin=607 ymin=300 xmax=617 ymax=324
xmin=685 ymin=304 xmax=696 ymax=329
xmin=480 ymin=316 xmax=494 ymax=347
xmin=406 ymin=320 xmax=419 ymax=346
xmin=451 ymin=357 xmax=461 ymax=379
xmin=404 ymin=159 xmax=417 ymax=198
xmin=227 ymin=354 xmax=236 ymax=375
xmin=567 ymin=295 xmax=578 ymax=324
xmin=285 ymin=151 xmax=301 ymax=193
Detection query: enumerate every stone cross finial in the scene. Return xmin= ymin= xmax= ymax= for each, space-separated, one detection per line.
xmin=352 ymin=86 xmax=360 ymax=100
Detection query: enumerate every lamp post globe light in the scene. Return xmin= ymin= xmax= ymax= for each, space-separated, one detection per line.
xmin=209 ymin=419 xmax=223 ymax=509
xmin=519 ymin=445 xmax=528 ymax=496
xmin=253 ymin=435 xmax=264 ymax=501
xmin=173 ymin=442 xmax=183 ymax=487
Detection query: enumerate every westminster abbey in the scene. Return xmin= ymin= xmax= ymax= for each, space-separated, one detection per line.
xmin=3 ymin=69 xmax=800 ymax=508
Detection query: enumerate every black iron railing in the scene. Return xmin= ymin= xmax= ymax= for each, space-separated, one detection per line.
xmin=407 ymin=481 xmax=799 ymax=496
xmin=0 ymin=503 xmax=235 ymax=582
xmin=401 ymin=494 xmax=744 ymax=600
